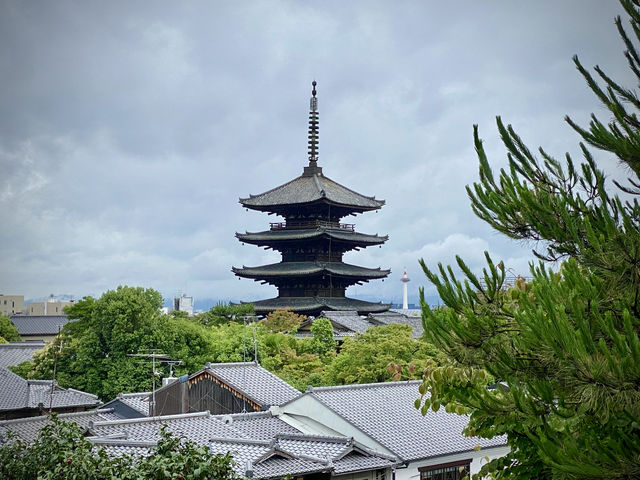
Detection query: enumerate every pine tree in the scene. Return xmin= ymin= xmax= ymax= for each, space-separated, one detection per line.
xmin=419 ymin=1 xmax=640 ymax=478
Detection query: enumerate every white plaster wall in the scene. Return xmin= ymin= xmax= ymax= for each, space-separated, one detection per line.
xmin=394 ymin=446 xmax=510 ymax=480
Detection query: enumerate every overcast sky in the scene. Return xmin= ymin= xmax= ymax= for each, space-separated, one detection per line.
xmin=0 ymin=1 xmax=633 ymax=306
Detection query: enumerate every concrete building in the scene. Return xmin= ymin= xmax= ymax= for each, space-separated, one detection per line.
xmin=172 ymin=294 xmax=194 ymax=316
xmin=0 ymin=295 xmax=24 ymax=316
xmin=26 ymin=295 xmax=74 ymax=316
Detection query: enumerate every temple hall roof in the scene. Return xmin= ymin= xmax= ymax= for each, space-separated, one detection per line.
xmin=240 ymin=172 xmax=384 ymax=214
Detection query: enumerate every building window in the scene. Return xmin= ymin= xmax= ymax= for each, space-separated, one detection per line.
xmin=419 ymin=459 xmax=471 ymax=480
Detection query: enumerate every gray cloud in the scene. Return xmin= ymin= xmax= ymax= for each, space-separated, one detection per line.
xmin=0 ymin=0 xmax=632 ymax=305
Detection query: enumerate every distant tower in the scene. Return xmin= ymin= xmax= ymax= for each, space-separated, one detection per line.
xmin=400 ymin=269 xmax=410 ymax=310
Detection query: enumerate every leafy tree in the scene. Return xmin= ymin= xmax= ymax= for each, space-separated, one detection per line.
xmin=261 ymin=309 xmax=305 ymax=333
xmin=196 ymin=302 xmax=254 ymax=327
xmin=0 ymin=415 xmax=236 ymax=480
xmin=326 ymin=324 xmax=440 ymax=385
xmin=419 ymin=2 xmax=640 ymax=478
xmin=0 ymin=313 xmax=20 ymax=342
xmin=309 ymin=317 xmax=337 ymax=359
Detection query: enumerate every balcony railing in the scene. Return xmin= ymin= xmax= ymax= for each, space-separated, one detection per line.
xmin=270 ymin=220 xmax=355 ymax=231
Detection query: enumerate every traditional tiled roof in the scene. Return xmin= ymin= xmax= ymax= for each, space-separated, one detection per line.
xmin=236 ymin=228 xmax=387 ymax=247
xmin=210 ymin=433 xmax=395 ymax=479
xmin=117 ymin=392 xmax=151 ymax=416
xmin=0 ymin=409 xmax=119 ymax=444
xmin=368 ymin=312 xmax=425 ymax=338
xmin=203 ymin=362 xmax=301 ymax=408
xmin=240 ymin=172 xmax=384 ymax=214
xmin=0 ymin=342 xmax=45 ymax=368
xmin=250 ymin=297 xmax=391 ymax=315
xmin=89 ymin=411 xmax=300 ymax=445
xmin=233 ymin=261 xmax=390 ymax=280
xmin=0 ymin=367 xmax=100 ymax=413
xmin=317 ymin=311 xmax=372 ymax=334
xmin=302 ymin=381 xmax=506 ymax=462
xmin=10 ymin=315 xmax=76 ymax=336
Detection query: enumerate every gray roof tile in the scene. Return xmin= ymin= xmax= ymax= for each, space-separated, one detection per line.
xmin=204 ymin=362 xmax=301 ymax=407
xmin=0 ymin=409 xmax=119 ymax=443
xmin=10 ymin=315 xmax=76 ymax=335
xmin=240 ymin=173 xmax=384 ymax=212
xmin=0 ymin=367 xmax=100 ymax=412
xmin=306 ymin=381 xmax=506 ymax=461
xmin=0 ymin=342 xmax=45 ymax=368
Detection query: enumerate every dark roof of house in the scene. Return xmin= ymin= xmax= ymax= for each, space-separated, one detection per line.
xmin=0 ymin=408 xmax=119 ymax=444
xmin=202 ymin=362 xmax=301 ymax=408
xmin=240 ymin=172 xmax=384 ymax=213
xmin=302 ymin=381 xmax=506 ymax=462
xmin=10 ymin=315 xmax=76 ymax=336
xmin=102 ymin=392 xmax=151 ymax=418
xmin=236 ymin=228 xmax=387 ymax=247
xmin=0 ymin=367 xmax=100 ymax=413
xmin=233 ymin=262 xmax=390 ymax=280
xmin=0 ymin=342 xmax=45 ymax=368
xmin=248 ymin=297 xmax=391 ymax=315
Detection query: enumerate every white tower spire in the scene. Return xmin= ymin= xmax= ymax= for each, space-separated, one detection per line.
xmin=400 ymin=269 xmax=410 ymax=310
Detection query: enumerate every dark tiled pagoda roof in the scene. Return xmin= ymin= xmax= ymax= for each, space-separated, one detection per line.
xmin=233 ymin=262 xmax=389 ymax=280
xmin=240 ymin=172 xmax=384 ymax=214
xmin=236 ymin=227 xmax=387 ymax=247
xmin=246 ymin=297 xmax=391 ymax=315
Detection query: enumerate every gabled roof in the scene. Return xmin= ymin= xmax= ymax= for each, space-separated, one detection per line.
xmin=298 ymin=381 xmax=506 ymax=462
xmin=202 ymin=362 xmax=301 ymax=408
xmin=240 ymin=172 xmax=385 ymax=214
xmin=10 ymin=315 xmax=76 ymax=335
xmin=0 ymin=367 xmax=100 ymax=413
xmin=102 ymin=392 xmax=151 ymax=418
xmin=249 ymin=297 xmax=391 ymax=315
xmin=88 ymin=411 xmax=301 ymax=445
xmin=0 ymin=342 xmax=45 ymax=368
xmin=233 ymin=261 xmax=390 ymax=280
xmin=0 ymin=408 xmax=119 ymax=444
xmin=209 ymin=433 xmax=395 ymax=479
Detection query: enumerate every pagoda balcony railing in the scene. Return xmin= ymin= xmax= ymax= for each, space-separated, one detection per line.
xmin=270 ymin=220 xmax=355 ymax=231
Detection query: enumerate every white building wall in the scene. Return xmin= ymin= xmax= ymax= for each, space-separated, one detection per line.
xmin=394 ymin=446 xmax=510 ymax=480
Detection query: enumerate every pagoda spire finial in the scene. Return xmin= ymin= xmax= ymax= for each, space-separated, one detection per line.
xmin=305 ymin=80 xmax=321 ymax=175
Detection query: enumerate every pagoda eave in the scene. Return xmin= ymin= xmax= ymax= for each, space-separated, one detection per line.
xmin=232 ymin=262 xmax=390 ymax=280
xmin=235 ymin=228 xmax=388 ymax=247
xmin=242 ymin=296 xmax=392 ymax=316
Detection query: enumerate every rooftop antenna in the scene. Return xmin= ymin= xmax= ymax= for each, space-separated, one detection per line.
xmin=304 ymin=81 xmax=322 ymax=176
xmin=48 ymin=325 xmax=64 ymax=413
xmin=127 ymin=351 xmax=171 ymax=416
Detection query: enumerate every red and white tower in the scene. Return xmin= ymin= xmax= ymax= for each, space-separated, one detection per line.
xmin=400 ymin=269 xmax=410 ymax=310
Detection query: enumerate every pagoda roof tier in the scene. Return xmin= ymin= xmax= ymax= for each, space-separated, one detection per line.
xmin=244 ymin=296 xmax=391 ymax=315
xmin=240 ymin=171 xmax=384 ymax=215
xmin=236 ymin=227 xmax=388 ymax=248
xmin=232 ymin=261 xmax=390 ymax=281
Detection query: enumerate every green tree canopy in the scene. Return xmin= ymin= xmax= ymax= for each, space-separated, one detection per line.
xmin=0 ymin=313 xmax=20 ymax=342
xmin=419 ymin=1 xmax=640 ymax=478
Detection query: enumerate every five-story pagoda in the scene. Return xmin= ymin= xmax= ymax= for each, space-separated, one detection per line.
xmin=233 ymin=82 xmax=391 ymax=316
